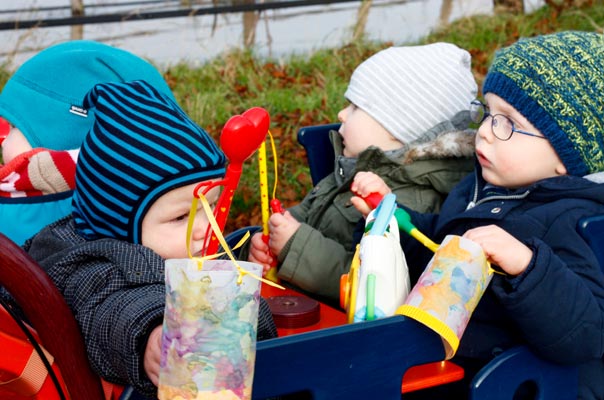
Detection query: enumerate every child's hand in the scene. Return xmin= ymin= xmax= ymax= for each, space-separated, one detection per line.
xmin=350 ymin=196 xmax=373 ymax=218
xmin=268 ymin=211 xmax=300 ymax=256
xmin=351 ymin=171 xmax=392 ymax=198
xmin=463 ymin=225 xmax=533 ymax=276
xmin=248 ymin=232 xmax=273 ymax=275
xmin=350 ymin=171 xmax=392 ymax=217
xmin=143 ymin=325 xmax=163 ymax=386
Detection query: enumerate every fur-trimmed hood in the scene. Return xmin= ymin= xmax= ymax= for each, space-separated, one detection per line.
xmin=331 ymin=128 xmax=476 ymax=165
xmin=402 ymin=129 xmax=476 ymax=164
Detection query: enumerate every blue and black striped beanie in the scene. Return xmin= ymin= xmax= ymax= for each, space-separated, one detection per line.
xmin=483 ymin=31 xmax=604 ymax=176
xmin=72 ymin=80 xmax=226 ymax=244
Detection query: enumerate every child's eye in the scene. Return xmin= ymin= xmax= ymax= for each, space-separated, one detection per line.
xmin=173 ymin=213 xmax=189 ymax=222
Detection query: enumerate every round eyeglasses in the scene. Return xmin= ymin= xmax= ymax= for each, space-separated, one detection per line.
xmin=470 ymin=100 xmax=546 ymax=141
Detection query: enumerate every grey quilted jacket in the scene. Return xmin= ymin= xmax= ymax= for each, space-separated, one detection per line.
xmin=21 ymin=217 xmax=277 ymax=397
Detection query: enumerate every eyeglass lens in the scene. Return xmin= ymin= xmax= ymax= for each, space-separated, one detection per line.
xmin=470 ymin=102 xmax=514 ymax=140
xmin=491 ymin=115 xmax=514 ymax=140
xmin=470 ymin=101 xmax=485 ymax=124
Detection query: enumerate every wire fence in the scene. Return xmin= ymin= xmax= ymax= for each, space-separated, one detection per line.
xmin=1 ymin=0 xmax=496 ymax=70
xmin=0 ymin=0 xmax=366 ymax=30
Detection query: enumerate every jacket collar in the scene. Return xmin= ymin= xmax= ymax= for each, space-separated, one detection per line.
xmin=469 ymin=161 xmax=604 ymax=210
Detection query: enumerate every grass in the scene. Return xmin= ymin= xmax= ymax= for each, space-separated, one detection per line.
xmin=422 ymin=2 xmax=604 ymax=83
xmin=1 ymin=1 xmax=603 ymax=231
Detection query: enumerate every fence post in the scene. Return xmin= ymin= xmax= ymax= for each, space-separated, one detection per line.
xmin=71 ymin=0 xmax=85 ymax=39
xmin=493 ymin=0 xmax=525 ymax=13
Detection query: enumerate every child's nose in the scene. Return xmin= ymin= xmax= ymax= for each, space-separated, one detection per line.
xmin=337 ymin=108 xmax=347 ymax=123
xmin=477 ymin=120 xmax=494 ymax=143
xmin=191 ymin=215 xmax=209 ymax=240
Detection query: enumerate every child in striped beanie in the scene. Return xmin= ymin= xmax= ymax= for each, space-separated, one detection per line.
xmin=352 ymin=31 xmax=604 ymax=399
xmin=22 ymin=80 xmax=277 ymax=397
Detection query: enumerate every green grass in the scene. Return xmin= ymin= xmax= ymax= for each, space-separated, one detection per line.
xmin=423 ymin=2 xmax=604 ymax=85
xmin=1 ymin=2 xmax=603 ymax=230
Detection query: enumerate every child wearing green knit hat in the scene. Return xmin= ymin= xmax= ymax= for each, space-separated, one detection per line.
xmin=481 ymin=30 xmax=604 ymax=177
xmin=352 ymin=31 xmax=604 ymax=399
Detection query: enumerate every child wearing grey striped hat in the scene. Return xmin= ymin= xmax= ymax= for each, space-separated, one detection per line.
xmin=246 ymin=43 xmax=479 ymax=302
xmin=344 ymin=42 xmax=478 ymax=146
xmin=22 ymin=80 xmax=277 ymax=396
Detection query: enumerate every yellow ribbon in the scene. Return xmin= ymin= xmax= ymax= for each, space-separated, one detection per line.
xmin=264 ymin=130 xmax=281 ymax=282
xmin=186 ymin=193 xmax=284 ymax=289
xmin=268 ymin=130 xmax=279 ymax=201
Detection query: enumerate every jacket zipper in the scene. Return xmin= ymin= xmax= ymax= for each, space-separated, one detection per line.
xmin=466 ymin=173 xmax=531 ymax=210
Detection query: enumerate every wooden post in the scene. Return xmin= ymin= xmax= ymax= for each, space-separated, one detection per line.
xmin=439 ymin=0 xmax=453 ymax=25
xmin=71 ymin=0 xmax=84 ymax=39
xmin=242 ymin=0 xmax=259 ymax=48
xmin=352 ymin=0 xmax=372 ymax=42
xmin=493 ymin=0 xmax=525 ymax=13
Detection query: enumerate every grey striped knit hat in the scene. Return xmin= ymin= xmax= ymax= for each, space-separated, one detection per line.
xmin=72 ymin=80 xmax=226 ymax=244
xmin=344 ymin=43 xmax=477 ymax=144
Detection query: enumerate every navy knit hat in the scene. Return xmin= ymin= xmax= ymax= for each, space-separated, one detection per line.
xmin=0 ymin=40 xmax=174 ymax=151
xmin=483 ymin=31 xmax=604 ymax=176
xmin=72 ymin=80 xmax=226 ymax=244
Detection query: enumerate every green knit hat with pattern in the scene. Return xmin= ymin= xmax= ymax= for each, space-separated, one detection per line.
xmin=483 ymin=31 xmax=604 ymax=176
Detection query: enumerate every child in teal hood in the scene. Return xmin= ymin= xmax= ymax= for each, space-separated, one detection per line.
xmin=0 ymin=40 xmax=173 ymax=245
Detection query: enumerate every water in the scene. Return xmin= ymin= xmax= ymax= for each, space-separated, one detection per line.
xmin=1 ymin=0 xmax=545 ymax=71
